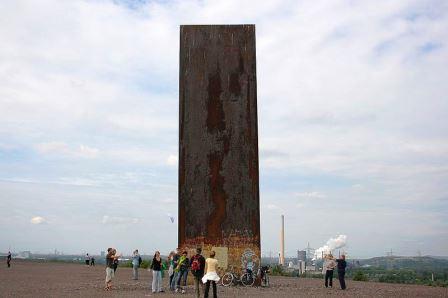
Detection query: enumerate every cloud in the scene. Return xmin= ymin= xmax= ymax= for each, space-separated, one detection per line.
xmin=166 ymin=154 xmax=178 ymax=166
xmin=0 ymin=0 xmax=447 ymax=257
xmin=30 ymin=216 xmax=46 ymax=225
xmin=266 ymin=204 xmax=280 ymax=210
xmin=101 ymin=216 xmax=140 ymax=225
xmin=36 ymin=142 xmax=99 ymax=159
xmin=295 ymin=191 xmax=327 ymax=199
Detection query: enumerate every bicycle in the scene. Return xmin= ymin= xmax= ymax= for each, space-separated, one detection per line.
xmin=221 ymin=267 xmax=255 ymax=287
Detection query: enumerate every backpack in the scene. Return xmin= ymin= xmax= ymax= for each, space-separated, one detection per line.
xmin=191 ymin=255 xmax=201 ymax=272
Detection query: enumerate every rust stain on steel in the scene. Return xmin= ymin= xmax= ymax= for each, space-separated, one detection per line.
xmin=179 ymin=25 xmax=260 ymax=271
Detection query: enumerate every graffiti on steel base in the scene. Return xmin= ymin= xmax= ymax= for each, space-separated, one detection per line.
xmin=241 ymin=249 xmax=259 ymax=271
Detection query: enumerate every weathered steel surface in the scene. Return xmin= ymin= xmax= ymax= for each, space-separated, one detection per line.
xmin=179 ymin=25 xmax=260 ymax=272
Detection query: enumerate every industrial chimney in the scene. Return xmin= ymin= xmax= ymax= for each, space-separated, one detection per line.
xmin=280 ymin=215 xmax=285 ymax=266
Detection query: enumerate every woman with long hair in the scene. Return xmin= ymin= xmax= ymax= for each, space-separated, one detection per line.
xmin=150 ymin=251 xmax=163 ymax=293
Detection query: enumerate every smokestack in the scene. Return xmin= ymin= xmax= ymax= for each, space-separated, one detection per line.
xmin=280 ymin=215 xmax=285 ymax=266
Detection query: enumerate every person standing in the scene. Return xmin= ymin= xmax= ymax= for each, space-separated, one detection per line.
xmin=90 ymin=256 xmax=95 ymax=266
xmin=170 ymin=248 xmax=180 ymax=291
xmin=151 ymin=251 xmax=163 ymax=293
xmin=336 ymin=254 xmax=347 ymax=290
xmin=113 ymin=257 xmax=119 ymax=273
xmin=176 ymin=251 xmax=189 ymax=293
xmin=105 ymin=248 xmax=121 ymax=290
xmin=190 ymin=248 xmax=206 ymax=298
xmin=202 ymin=251 xmax=220 ymax=298
xmin=132 ymin=249 xmax=141 ymax=280
xmin=85 ymin=253 xmax=90 ymax=266
xmin=6 ymin=251 xmax=12 ymax=268
xmin=167 ymin=251 xmax=176 ymax=290
xmin=322 ymin=254 xmax=337 ymax=288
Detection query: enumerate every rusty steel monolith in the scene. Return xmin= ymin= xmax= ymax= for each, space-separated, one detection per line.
xmin=179 ymin=25 xmax=260 ymax=272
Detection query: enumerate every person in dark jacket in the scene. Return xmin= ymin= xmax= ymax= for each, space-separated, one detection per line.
xmin=113 ymin=258 xmax=119 ymax=273
xmin=170 ymin=248 xmax=180 ymax=291
xmin=7 ymin=251 xmax=12 ymax=268
xmin=151 ymin=251 xmax=163 ymax=293
xmin=190 ymin=248 xmax=206 ymax=298
xmin=336 ymin=254 xmax=347 ymax=290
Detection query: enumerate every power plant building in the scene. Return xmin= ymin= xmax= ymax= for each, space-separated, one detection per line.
xmin=297 ymin=250 xmax=306 ymax=262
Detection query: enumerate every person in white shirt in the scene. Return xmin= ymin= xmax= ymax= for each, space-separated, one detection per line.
xmin=202 ymin=251 xmax=220 ymax=298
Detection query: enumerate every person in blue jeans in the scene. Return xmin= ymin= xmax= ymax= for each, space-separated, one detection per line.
xmin=175 ymin=251 xmax=189 ymax=294
xmin=131 ymin=249 xmax=141 ymax=280
xmin=170 ymin=248 xmax=180 ymax=291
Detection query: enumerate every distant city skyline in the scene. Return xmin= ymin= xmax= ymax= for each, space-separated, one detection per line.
xmin=1 ymin=0 xmax=447 ymax=258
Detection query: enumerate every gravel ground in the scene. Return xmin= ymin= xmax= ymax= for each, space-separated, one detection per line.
xmin=1 ymin=260 xmax=447 ymax=297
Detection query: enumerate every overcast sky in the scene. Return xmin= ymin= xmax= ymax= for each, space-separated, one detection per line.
xmin=1 ymin=0 xmax=447 ymax=258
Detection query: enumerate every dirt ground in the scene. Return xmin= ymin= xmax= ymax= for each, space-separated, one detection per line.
xmin=1 ymin=260 xmax=447 ymax=297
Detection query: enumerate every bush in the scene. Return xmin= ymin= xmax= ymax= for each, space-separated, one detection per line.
xmin=120 ymin=260 xmax=150 ymax=269
xmin=353 ymin=270 xmax=369 ymax=281
xmin=270 ymin=265 xmax=286 ymax=276
xmin=140 ymin=260 xmax=150 ymax=269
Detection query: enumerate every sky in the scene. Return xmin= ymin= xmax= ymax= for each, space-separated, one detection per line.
xmin=0 ymin=0 xmax=447 ymax=258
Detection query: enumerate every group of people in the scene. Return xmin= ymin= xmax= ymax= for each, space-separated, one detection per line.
xmin=322 ymin=254 xmax=347 ymax=290
xmin=84 ymin=253 xmax=95 ymax=266
xmin=105 ymin=247 xmax=220 ymax=298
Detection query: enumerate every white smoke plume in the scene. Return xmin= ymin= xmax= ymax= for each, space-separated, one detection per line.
xmin=314 ymin=235 xmax=347 ymax=260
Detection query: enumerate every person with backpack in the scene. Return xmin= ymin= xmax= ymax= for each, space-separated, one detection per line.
xmin=175 ymin=251 xmax=189 ymax=293
xmin=190 ymin=247 xmax=206 ymax=298
xmin=132 ymin=249 xmax=142 ymax=280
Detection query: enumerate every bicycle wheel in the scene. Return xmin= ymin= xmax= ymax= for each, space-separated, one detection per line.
xmin=221 ymin=273 xmax=234 ymax=287
xmin=241 ymin=272 xmax=254 ymax=287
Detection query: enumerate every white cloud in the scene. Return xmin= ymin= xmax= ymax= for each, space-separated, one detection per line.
xmin=0 ymin=0 xmax=447 ymax=256
xmin=295 ymin=191 xmax=327 ymax=199
xmin=78 ymin=145 xmax=99 ymax=158
xmin=102 ymin=216 xmax=140 ymax=225
xmin=30 ymin=216 xmax=46 ymax=225
xmin=166 ymin=154 xmax=178 ymax=166
xmin=266 ymin=204 xmax=280 ymax=210
xmin=36 ymin=142 xmax=99 ymax=159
